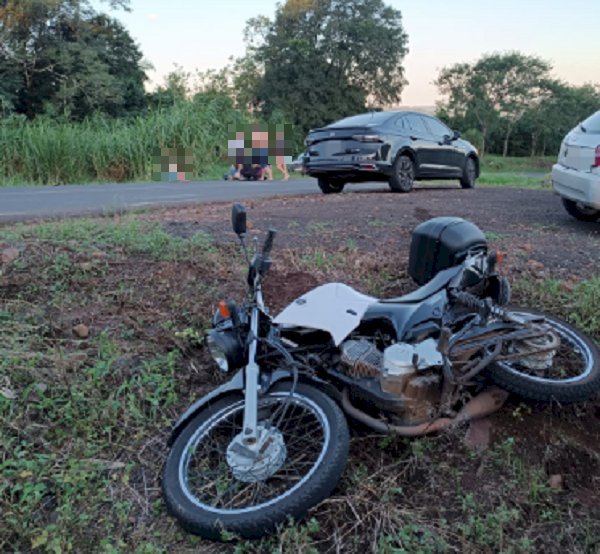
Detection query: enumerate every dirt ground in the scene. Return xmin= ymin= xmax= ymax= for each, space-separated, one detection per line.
xmin=2 ymin=185 xmax=600 ymax=553
xmin=151 ymin=186 xmax=600 ymax=547
xmin=154 ymin=186 xmax=600 ymax=280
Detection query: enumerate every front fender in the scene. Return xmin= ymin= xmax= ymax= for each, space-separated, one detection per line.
xmin=167 ymin=370 xmax=245 ymax=447
xmin=167 ymin=369 xmax=313 ymax=447
xmin=166 ymin=369 xmax=343 ymax=447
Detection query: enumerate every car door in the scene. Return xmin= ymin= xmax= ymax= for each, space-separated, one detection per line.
xmin=422 ymin=116 xmax=463 ymax=177
xmin=404 ymin=114 xmax=437 ymax=176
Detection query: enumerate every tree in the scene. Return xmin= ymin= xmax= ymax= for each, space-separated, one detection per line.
xmin=518 ymin=82 xmax=600 ymax=156
xmin=0 ymin=0 xmax=145 ymax=119
xmin=436 ymin=52 xmax=553 ymax=156
xmin=233 ymin=0 xmax=408 ymax=133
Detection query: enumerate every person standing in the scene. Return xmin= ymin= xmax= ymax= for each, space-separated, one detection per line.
xmin=274 ymin=129 xmax=290 ymax=181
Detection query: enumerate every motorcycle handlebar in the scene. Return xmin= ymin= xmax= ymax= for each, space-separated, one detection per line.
xmin=262 ymin=228 xmax=277 ymax=258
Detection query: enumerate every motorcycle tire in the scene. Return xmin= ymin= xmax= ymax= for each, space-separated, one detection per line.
xmin=487 ymin=307 xmax=600 ymax=403
xmin=162 ymin=382 xmax=349 ymax=540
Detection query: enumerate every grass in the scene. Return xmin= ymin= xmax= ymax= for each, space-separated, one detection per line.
xmin=477 ymin=173 xmax=551 ymax=189
xmin=480 ymin=155 xmax=555 ymax=174
xmin=1 ymin=214 xmax=599 ymax=552
xmin=513 ymin=276 xmax=600 ymax=336
xmin=0 ymin=216 xmax=236 ymax=552
xmin=0 ymin=112 xmax=554 ymax=190
xmin=0 ymin=95 xmax=252 ymax=187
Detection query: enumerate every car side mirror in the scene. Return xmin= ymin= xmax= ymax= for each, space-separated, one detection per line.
xmin=232 ymin=203 xmax=247 ymax=236
xmin=452 ymin=130 xmax=461 ymax=141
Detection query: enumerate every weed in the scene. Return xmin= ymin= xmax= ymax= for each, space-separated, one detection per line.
xmin=477 ymin=173 xmax=550 ymax=189
xmin=481 ymin=155 xmax=555 ymax=174
xmin=484 ymin=231 xmax=509 ymax=241
xmin=1 ymin=212 xmax=599 ymax=552
xmin=368 ymin=218 xmax=387 ymax=228
xmin=307 ymin=221 xmax=330 ymax=232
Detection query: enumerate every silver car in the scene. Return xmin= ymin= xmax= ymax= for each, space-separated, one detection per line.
xmin=552 ymin=110 xmax=600 ymax=221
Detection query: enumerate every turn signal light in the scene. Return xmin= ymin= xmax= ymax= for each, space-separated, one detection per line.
xmin=218 ymin=300 xmax=231 ymax=319
xmin=594 ymin=145 xmax=600 ymax=168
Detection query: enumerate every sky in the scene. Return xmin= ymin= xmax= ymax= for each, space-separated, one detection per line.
xmin=94 ymin=0 xmax=599 ymax=106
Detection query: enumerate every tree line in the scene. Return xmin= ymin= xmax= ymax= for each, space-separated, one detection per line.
xmin=436 ymin=52 xmax=600 ymax=157
xmin=1 ymin=0 xmax=599 ymax=162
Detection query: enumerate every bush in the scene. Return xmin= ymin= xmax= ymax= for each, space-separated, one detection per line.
xmin=462 ymin=128 xmax=484 ymax=153
xmin=0 ymin=93 xmax=252 ymax=185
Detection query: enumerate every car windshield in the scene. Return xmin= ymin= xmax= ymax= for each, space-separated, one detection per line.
xmin=328 ymin=112 xmax=394 ymax=128
xmin=580 ymin=111 xmax=600 ymax=134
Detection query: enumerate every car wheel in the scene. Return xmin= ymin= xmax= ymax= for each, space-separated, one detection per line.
xmin=317 ymin=178 xmax=345 ymax=194
xmin=389 ymin=154 xmax=414 ymax=193
xmin=561 ymin=198 xmax=600 ymax=222
xmin=460 ymin=157 xmax=477 ymax=189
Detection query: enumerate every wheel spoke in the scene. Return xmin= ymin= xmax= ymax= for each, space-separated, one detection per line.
xmin=500 ymin=314 xmax=592 ymax=383
xmin=180 ymin=393 xmax=328 ymax=511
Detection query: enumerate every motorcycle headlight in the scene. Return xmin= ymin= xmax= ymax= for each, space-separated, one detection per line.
xmin=206 ymin=329 xmax=245 ymax=373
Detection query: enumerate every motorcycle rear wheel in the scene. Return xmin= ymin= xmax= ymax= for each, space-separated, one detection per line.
xmin=162 ymin=382 xmax=349 ymax=540
xmin=487 ymin=307 xmax=600 ymax=403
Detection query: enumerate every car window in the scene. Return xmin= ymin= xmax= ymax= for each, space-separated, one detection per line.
xmin=330 ymin=112 xmax=394 ymax=128
xmin=405 ymin=114 xmax=428 ymax=135
xmin=393 ymin=116 xmax=408 ymax=131
xmin=424 ymin=116 xmax=452 ymax=138
xmin=581 ymin=111 xmax=600 ymax=134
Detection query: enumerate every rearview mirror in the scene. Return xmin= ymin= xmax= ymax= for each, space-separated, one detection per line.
xmin=452 ymin=130 xmax=461 ymax=140
xmin=232 ymin=203 xmax=247 ymax=236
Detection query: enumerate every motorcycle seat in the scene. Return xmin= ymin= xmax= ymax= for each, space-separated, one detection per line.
xmin=380 ymin=266 xmax=462 ymax=304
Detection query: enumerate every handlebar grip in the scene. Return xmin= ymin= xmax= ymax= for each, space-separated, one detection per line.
xmin=262 ymin=228 xmax=277 ymax=257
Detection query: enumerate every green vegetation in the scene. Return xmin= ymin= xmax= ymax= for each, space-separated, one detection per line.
xmin=477 ymin=174 xmax=550 ymax=189
xmin=0 ymin=217 xmax=228 ymax=552
xmin=1 ymin=214 xmax=599 ymax=552
xmin=234 ymin=0 xmax=409 ymax=134
xmin=436 ymin=52 xmax=600 ymax=157
xmin=0 ymin=95 xmax=248 ymax=185
xmin=513 ymin=276 xmax=600 ymax=336
xmin=0 ymin=1 xmax=143 ymax=120
xmin=481 ymin=154 xmax=554 ymax=174
xmin=1 ymin=2 xmax=599 ymax=187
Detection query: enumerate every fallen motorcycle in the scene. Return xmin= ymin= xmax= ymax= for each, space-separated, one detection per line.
xmin=162 ymin=204 xmax=600 ymax=540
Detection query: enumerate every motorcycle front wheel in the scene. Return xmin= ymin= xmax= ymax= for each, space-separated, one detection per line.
xmin=162 ymin=382 xmax=349 ymax=540
xmin=488 ymin=307 xmax=600 ymax=403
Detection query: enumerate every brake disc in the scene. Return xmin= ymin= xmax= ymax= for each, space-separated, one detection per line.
xmin=226 ymin=426 xmax=287 ymax=483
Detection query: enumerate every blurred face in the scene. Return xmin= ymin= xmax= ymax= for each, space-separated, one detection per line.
xmin=259 ymin=131 xmax=269 ymax=148
xmin=252 ymin=130 xmax=269 ymax=148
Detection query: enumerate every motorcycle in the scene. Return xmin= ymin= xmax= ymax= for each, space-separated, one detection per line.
xmin=162 ymin=204 xmax=600 ymax=540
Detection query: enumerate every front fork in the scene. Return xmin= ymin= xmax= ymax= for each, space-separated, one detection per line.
xmin=240 ymin=288 xmax=264 ymax=451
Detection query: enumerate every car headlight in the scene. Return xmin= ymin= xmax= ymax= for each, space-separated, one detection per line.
xmin=206 ymin=329 xmax=245 ymax=373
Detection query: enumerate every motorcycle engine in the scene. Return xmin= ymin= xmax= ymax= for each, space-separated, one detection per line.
xmin=340 ymin=339 xmax=383 ymax=378
xmin=340 ymin=338 xmax=444 ymax=423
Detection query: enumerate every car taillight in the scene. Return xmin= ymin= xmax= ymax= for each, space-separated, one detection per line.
xmin=352 ymin=134 xmax=383 ymax=143
xmin=594 ymin=145 xmax=600 ymax=167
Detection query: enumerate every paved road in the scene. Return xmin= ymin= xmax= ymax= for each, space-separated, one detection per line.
xmin=0 ymin=171 xmax=548 ymax=223
xmin=0 ymin=178 xmax=377 ymax=223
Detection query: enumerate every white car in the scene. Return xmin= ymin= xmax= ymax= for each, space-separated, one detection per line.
xmin=552 ymin=110 xmax=600 ymax=221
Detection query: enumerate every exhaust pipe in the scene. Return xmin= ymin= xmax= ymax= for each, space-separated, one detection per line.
xmin=341 ymin=387 xmax=508 ymax=437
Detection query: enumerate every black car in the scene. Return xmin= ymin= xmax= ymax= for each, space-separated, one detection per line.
xmin=304 ymin=111 xmax=479 ymax=194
